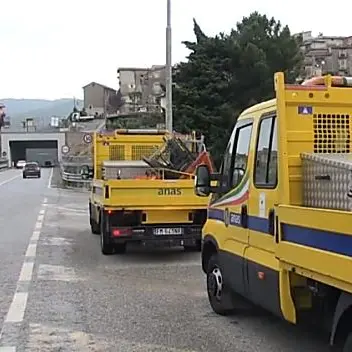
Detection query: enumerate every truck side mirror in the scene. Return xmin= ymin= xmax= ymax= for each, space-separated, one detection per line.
xmin=194 ymin=164 xmax=211 ymax=197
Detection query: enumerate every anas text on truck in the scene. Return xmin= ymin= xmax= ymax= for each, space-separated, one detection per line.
xmin=83 ymin=128 xmax=214 ymax=256
xmin=194 ymin=72 xmax=352 ymax=352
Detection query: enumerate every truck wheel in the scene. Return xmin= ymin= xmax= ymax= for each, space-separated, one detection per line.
xmin=90 ymin=218 xmax=100 ymax=235
xmin=89 ymin=203 xmax=100 ymax=235
xmin=206 ymin=253 xmax=236 ymax=316
xmin=343 ymin=332 xmax=352 ymax=352
xmin=100 ymin=212 xmax=115 ymax=255
xmin=184 ymin=240 xmax=201 ymax=252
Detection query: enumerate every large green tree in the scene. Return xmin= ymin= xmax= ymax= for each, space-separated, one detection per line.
xmin=173 ymin=12 xmax=303 ymax=167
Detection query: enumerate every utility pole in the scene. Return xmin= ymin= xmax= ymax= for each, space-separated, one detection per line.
xmin=165 ymin=0 xmax=173 ymax=133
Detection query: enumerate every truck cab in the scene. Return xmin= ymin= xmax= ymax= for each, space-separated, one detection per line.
xmin=195 ymin=72 xmax=352 ymax=351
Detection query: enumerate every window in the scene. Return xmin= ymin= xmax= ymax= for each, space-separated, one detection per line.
xmin=254 ymin=115 xmax=278 ymax=187
xmin=214 ymin=119 xmax=253 ymax=201
xmin=218 ymin=128 xmax=236 ymax=191
xmin=231 ymin=124 xmax=253 ymax=187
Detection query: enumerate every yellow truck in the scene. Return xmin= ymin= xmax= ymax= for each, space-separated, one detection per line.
xmin=194 ymin=72 xmax=352 ymax=351
xmin=84 ymin=128 xmax=212 ymax=255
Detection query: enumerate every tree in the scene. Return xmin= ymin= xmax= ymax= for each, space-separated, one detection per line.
xmin=173 ymin=12 xmax=303 ymax=167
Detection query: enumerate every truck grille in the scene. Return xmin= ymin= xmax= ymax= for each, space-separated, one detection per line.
xmin=132 ymin=145 xmax=158 ymax=160
xmin=313 ymin=113 xmax=351 ymax=153
xmin=109 ymin=145 xmax=125 ymax=160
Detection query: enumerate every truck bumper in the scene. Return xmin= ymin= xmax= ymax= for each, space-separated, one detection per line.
xmin=109 ymin=224 xmax=202 ymax=247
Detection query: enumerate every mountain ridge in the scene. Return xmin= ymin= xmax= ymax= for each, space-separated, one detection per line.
xmin=1 ymin=98 xmax=83 ymax=122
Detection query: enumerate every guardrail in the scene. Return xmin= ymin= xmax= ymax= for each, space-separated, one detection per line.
xmin=0 ymin=158 xmax=9 ymax=171
xmin=60 ymin=155 xmax=92 ymax=190
xmin=60 ymin=169 xmax=91 ymax=190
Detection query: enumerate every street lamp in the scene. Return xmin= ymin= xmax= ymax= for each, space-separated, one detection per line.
xmin=165 ymin=0 xmax=173 ymax=133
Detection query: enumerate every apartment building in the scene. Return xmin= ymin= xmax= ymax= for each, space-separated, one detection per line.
xmin=82 ymin=82 xmax=120 ymax=117
xmin=117 ymin=65 xmax=166 ymax=115
xmin=299 ymin=31 xmax=352 ymax=78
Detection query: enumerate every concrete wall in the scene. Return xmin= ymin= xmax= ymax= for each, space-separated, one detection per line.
xmin=1 ymin=132 xmax=66 ymax=166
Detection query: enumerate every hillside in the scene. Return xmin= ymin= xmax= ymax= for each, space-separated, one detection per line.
xmin=1 ymin=98 xmax=83 ymax=128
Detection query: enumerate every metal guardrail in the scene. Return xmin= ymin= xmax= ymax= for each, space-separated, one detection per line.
xmin=60 ymin=169 xmax=91 ymax=190
xmin=60 ymin=155 xmax=92 ymax=190
xmin=0 ymin=158 xmax=9 ymax=170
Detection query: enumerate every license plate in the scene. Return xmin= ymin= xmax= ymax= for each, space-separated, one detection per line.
xmin=153 ymin=227 xmax=183 ymax=236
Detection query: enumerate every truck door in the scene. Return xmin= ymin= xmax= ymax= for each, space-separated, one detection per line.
xmin=245 ymin=113 xmax=282 ymax=317
xmin=210 ymin=118 xmax=253 ymax=297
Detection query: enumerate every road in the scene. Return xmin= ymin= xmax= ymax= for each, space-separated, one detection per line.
xmin=0 ymin=168 xmax=331 ymax=351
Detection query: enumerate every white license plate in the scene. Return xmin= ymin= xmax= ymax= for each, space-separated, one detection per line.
xmin=153 ymin=228 xmax=183 ymax=236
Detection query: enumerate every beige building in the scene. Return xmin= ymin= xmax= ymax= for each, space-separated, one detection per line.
xmin=299 ymin=31 xmax=352 ymax=78
xmin=83 ymin=82 xmax=119 ymax=116
xmin=117 ymin=65 xmax=166 ymax=115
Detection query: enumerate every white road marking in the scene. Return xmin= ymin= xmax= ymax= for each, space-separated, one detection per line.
xmin=43 ymin=198 xmax=48 ymax=204
xmin=4 ymin=292 xmax=28 ymax=323
xmin=47 ymin=168 xmax=54 ymax=189
xmin=0 ymin=203 xmax=46 ymax=349
xmin=34 ymin=222 xmax=42 ymax=230
xmin=25 ymin=244 xmax=37 ymax=258
xmin=0 ymin=174 xmax=20 ymax=187
xmin=0 ymin=347 xmax=16 ymax=352
xmin=18 ymin=262 xmax=34 ymax=282
xmin=31 ymin=231 xmax=40 ymax=241
xmin=37 ymin=264 xmax=83 ymax=282
xmin=42 ymin=237 xmax=72 ymax=246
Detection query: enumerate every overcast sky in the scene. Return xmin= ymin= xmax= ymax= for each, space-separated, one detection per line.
xmin=0 ymin=0 xmax=351 ymax=100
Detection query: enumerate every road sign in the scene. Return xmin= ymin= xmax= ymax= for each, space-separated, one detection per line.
xmin=61 ymin=145 xmax=70 ymax=154
xmin=83 ymin=134 xmax=92 ymax=144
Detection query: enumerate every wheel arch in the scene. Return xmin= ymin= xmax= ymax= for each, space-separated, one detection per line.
xmin=201 ymin=234 xmax=219 ymax=273
xmin=330 ymin=291 xmax=352 ymax=348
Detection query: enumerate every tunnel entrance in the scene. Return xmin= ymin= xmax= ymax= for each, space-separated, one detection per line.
xmin=10 ymin=140 xmax=58 ymax=167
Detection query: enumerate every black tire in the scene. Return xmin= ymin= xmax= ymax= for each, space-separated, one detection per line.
xmin=89 ymin=203 xmax=100 ymax=235
xmin=90 ymin=218 xmax=100 ymax=235
xmin=206 ymin=253 xmax=236 ymax=316
xmin=100 ymin=211 xmax=115 ymax=255
xmin=184 ymin=240 xmax=202 ymax=252
xmin=343 ymin=332 xmax=352 ymax=352
xmin=23 ymin=175 xmax=26 ymax=179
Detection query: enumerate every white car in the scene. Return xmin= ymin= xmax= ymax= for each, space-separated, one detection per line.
xmin=16 ymin=160 xmax=26 ymax=169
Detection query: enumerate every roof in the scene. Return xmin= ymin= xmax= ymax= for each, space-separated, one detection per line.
xmin=117 ymin=67 xmax=148 ymax=73
xmin=82 ymin=82 xmax=117 ymax=92
xmin=239 ymin=98 xmax=276 ymax=117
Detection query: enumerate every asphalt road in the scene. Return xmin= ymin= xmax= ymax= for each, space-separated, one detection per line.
xmin=0 ymin=168 xmax=331 ymax=351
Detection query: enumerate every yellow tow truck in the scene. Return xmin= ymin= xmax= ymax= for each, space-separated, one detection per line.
xmin=83 ymin=128 xmax=213 ymax=255
xmin=195 ymin=72 xmax=352 ymax=351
